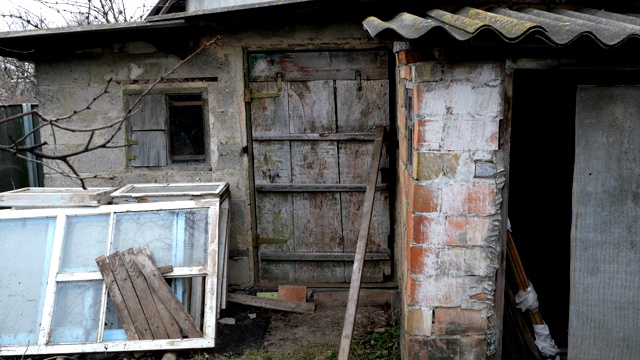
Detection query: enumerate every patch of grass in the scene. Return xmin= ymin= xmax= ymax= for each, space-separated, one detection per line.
xmin=350 ymin=325 xmax=400 ymax=360
xmin=227 ymin=343 xmax=337 ymax=360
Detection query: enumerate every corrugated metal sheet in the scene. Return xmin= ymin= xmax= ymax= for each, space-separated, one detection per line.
xmin=363 ymin=7 xmax=640 ymax=47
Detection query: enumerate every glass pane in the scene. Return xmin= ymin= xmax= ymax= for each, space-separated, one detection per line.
xmin=60 ymin=215 xmax=110 ymax=272
xmin=49 ymin=281 xmax=102 ymax=344
xmin=113 ymin=209 xmax=208 ymax=267
xmin=103 ymin=297 xmax=126 ymax=342
xmin=0 ymin=218 xmax=55 ymax=345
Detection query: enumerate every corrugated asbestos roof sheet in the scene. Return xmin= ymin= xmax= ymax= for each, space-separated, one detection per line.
xmin=363 ymin=7 xmax=640 ymax=47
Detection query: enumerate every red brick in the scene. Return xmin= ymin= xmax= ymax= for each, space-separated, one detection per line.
xmin=409 ymin=246 xmax=437 ymax=276
xmin=413 ymin=152 xmax=442 ymax=181
xmin=436 ymin=247 xmax=465 ymax=276
xmin=399 ymin=64 xmax=412 ymax=80
xmin=405 ymin=336 xmax=459 ymax=360
xmin=397 ymin=107 xmax=407 ymax=138
xmin=412 ymin=86 xmax=420 ymax=117
xmin=399 ymin=134 xmax=408 ymax=165
xmin=410 ymin=182 xmax=439 ymax=214
xmin=402 ymin=167 xmax=412 ymax=200
xmin=442 ymin=118 xmax=500 ymax=151
xmin=460 ymin=335 xmax=488 ymax=360
xmin=406 ymin=306 xmax=433 ymax=336
xmin=414 ymin=118 xmax=443 ymax=150
xmin=406 ymin=209 xmax=414 ymax=252
xmin=445 ymin=216 xmax=492 ymax=245
xmin=433 ymin=307 xmax=488 ymax=336
xmin=442 ymin=183 xmax=495 ymax=215
xmin=396 ymin=49 xmax=426 ymax=65
xmin=411 ymin=215 xmax=446 ymax=245
xmin=278 ymin=285 xmax=307 ymax=302
xmin=407 ymin=277 xmax=464 ymax=307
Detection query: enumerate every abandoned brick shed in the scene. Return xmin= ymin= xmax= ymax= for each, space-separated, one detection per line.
xmin=1 ymin=0 xmax=640 ymax=358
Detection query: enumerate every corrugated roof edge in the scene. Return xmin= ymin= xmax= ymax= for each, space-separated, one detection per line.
xmin=363 ymin=6 xmax=640 ymax=48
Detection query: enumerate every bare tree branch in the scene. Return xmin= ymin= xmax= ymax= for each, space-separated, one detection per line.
xmin=0 ymin=36 xmax=221 ymax=189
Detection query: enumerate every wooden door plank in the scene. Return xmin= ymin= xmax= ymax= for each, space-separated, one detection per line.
xmin=253 ymin=141 xmax=292 ymax=184
xmin=106 ymin=251 xmax=154 ymax=340
xmin=121 ymin=248 xmax=169 ymax=339
xmin=342 ymin=192 xmax=390 ymax=253
xmin=288 ymin=81 xmax=335 ymax=134
xmin=289 ymin=78 xmax=342 ymax=280
xmin=256 ymin=192 xmax=295 ymax=283
xmin=336 ymin=80 xmax=390 ymax=132
xmin=293 ymin=193 xmax=344 ymax=281
xmin=346 ymin=261 xmax=387 ymax=283
xmin=95 ymin=255 xmax=139 ymax=340
xmin=253 ymin=133 xmax=376 ymax=141
xmin=132 ymin=247 xmax=203 ymax=338
xmin=338 ymin=142 xmax=374 ymax=184
xmin=338 ymin=125 xmax=384 ymax=360
xmin=291 ymin=142 xmax=339 ymax=183
xmin=296 ymin=261 xmax=346 ymax=283
xmin=255 ymin=183 xmax=387 ymax=192
xmin=250 ymin=81 xmax=289 ymax=135
xmin=253 ymin=282 xmax=399 ymax=289
xmin=249 ymin=51 xmax=389 ymax=81
xmin=226 ymin=293 xmax=315 ymax=314
xmin=259 ymin=252 xmax=389 ymax=261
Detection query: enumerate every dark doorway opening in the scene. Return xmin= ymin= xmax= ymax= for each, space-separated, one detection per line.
xmin=507 ymin=69 xmax=575 ymax=351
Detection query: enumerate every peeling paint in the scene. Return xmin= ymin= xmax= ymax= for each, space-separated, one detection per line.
xmin=129 ymin=63 xmax=144 ymax=79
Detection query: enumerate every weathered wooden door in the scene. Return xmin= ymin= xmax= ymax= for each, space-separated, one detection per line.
xmin=248 ymin=51 xmax=391 ymax=283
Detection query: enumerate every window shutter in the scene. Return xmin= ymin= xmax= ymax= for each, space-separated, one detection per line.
xmin=127 ymin=94 xmax=168 ymax=167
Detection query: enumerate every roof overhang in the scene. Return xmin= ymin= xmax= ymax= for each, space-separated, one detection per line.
xmin=0 ymin=20 xmax=188 ymax=60
xmin=2 ymin=2 xmax=640 ymax=60
xmin=363 ymin=6 xmax=640 ymax=49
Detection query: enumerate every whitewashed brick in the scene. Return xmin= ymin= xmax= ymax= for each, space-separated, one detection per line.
xmin=442 ymin=119 xmax=499 ymax=151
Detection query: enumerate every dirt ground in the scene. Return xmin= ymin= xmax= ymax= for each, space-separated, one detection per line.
xmin=8 ymin=292 xmax=397 ymax=360
xmin=212 ymin=295 xmax=397 ymax=358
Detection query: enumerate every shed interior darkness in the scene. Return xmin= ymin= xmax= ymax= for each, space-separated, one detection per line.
xmin=507 ymin=68 xmax=640 ymax=352
xmin=508 ymin=69 xmax=575 ymax=351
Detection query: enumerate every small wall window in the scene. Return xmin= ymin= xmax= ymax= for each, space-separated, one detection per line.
xmin=405 ymin=85 xmax=414 ymax=175
xmin=126 ymin=93 xmax=207 ymax=167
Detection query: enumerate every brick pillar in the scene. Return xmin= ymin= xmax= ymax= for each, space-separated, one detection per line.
xmin=395 ymin=53 xmax=506 ymax=360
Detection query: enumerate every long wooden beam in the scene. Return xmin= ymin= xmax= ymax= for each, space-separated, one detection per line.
xmin=338 ymin=125 xmax=385 ymax=360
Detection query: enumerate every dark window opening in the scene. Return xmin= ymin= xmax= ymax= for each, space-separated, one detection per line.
xmin=405 ymin=87 xmax=414 ymax=174
xmin=168 ymin=94 xmax=206 ymax=162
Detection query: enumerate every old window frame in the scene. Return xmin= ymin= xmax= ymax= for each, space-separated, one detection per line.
xmin=405 ymin=83 xmax=414 ymax=176
xmin=126 ymin=89 xmax=209 ymax=168
xmin=0 ymin=196 xmax=228 ymax=356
